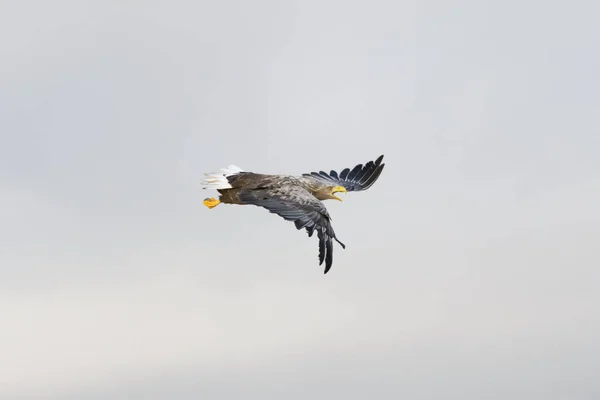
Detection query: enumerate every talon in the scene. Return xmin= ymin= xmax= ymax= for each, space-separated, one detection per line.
xmin=203 ymin=197 xmax=220 ymax=209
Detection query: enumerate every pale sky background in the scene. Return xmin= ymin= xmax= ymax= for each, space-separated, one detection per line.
xmin=1 ymin=1 xmax=599 ymax=398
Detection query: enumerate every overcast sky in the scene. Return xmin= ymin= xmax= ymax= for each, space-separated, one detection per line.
xmin=1 ymin=1 xmax=599 ymax=398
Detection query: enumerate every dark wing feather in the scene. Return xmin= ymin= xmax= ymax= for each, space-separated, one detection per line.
xmin=239 ymin=185 xmax=345 ymax=274
xmin=302 ymin=155 xmax=385 ymax=192
xmin=340 ymin=168 xmax=351 ymax=180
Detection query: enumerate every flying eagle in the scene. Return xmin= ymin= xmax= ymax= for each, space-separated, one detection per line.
xmin=201 ymin=155 xmax=385 ymax=274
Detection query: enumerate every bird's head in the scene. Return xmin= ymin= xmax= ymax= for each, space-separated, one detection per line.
xmin=312 ymin=184 xmax=347 ymax=201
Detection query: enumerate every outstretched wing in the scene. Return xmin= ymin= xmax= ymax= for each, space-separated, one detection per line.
xmin=239 ymin=185 xmax=345 ymax=274
xmin=301 ymin=154 xmax=385 ymax=192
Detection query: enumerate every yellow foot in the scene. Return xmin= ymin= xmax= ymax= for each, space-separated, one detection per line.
xmin=203 ymin=197 xmax=220 ymax=209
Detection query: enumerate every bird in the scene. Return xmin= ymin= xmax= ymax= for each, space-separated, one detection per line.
xmin=201 ymin=155 xmax=385 ymax=274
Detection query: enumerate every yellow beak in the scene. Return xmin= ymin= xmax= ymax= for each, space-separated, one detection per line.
xmin=331 ymin=185 xmax=347 ymax=201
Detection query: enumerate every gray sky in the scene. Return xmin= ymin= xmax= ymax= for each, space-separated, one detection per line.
xmin=1 ymin=1 xmax=599 ymax=398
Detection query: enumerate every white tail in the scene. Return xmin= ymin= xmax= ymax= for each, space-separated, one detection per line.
xmin=201 ymin=165 xmax=243 ymax=190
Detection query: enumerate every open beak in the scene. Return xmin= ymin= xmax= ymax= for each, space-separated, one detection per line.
xmin=331 ymin=185 xmax=347 ymax=201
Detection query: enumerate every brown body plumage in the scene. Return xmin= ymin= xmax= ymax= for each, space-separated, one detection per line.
xmin=218 ymin=174 xmax=342 ymax=204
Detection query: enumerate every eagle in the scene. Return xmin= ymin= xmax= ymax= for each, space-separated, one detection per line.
xmin=201 ymin=155 xmax=385 ymax=274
